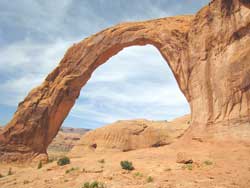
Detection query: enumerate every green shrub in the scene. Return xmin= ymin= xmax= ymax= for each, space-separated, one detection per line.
xmin=147 ymin=176 xmax=153 ymax=183
xmin=23 ymin=180 xmax=30 ymax=184
xmin=182 ymin=163 xmax=193 ymax=170
xmin=57 ymin=156 xmax=70 ymax=166
xmin=82 ymin=181 xmax=105 ymax=188
xmin=164 ymin=168 xmax=171 ymax=172
xmin=90 ymin=181 xmax=99 ymax=188
xmin=204 ymin=160 xmax=213 ymax=166
xmin=65 ymin=167 xmax=79 ymax=174
xmin=48 ymin=157 xmax=56 ymax=163
xmin=83 ymin=182 xmax=90 ymax=188
xmin=37 ymin=161 xmax=42 ymax=169
xmin=7 ymin=168 xmax=13 ymax=176
xmin=98 ymin=159 xmax=105 ymax=164
xmin=134 ymin=172 xmax=143 ymax=177
xmin=120 ymin=160 xmax=134 ymax=171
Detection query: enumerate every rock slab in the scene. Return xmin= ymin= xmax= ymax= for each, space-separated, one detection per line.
xmin=70 ymin=115 xmax=190 ymax=157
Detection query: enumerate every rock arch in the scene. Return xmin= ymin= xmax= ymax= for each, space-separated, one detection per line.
xmin=1 ymin=0 xmax=250 ymax=162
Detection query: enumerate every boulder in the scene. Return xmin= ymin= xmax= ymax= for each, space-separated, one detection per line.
xmin=176 ymin=152 xmax=193 ymax=164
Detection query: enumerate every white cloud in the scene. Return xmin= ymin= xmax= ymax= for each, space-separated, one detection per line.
xmin=90 ymin=45 xmax=173 ymax=83
xmin=82 ymin=46 xmax=186 ymax=107
xmin=80 ymin=83 xmax=187 ymax=107
xmin=0 ymin=38 xmax=76 ymax=106
xmin=0 ymin=0 xmax=75 ymax=37
xmin=0 ymin=38 xmax=73 ymax=72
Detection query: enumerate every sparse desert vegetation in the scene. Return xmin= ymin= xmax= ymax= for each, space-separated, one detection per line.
xmin=120 ymin=160 xmax=134 ymax=171
xmin=182 ymin=163 xmax=193 ymax=171
xmin=1 ymin=116 xmax=250 ymax=188
xmin=37 ymin=161 xmax=43 ymax=169
xmin=134 ymin=171 xmax=143 ymax=177
xmin=7 ymin=168 xmax=13 ymax=176
xmin=0 ymin=128 xmax=250 ymax=188
xmin=65 ymin=167 xmax=79 ymax=174
xmin=98 ymin=159 xmax=105 ymax=164
xmin=0 ymin=116 xmax=250 ymax=188
xmin=203 ymin=160 xmax=213 ymax=166
xmin=82 ymin=181 xmax=105 ymax=188
xmin=146 ymin=176 xmax=153 ymax=183
xmin=57 ymin=156 xmax=70 ymax=166
xmin=23 ymin=180 xmax=30 ymax=184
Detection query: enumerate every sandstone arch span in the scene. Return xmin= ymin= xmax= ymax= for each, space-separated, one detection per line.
xmin=0 ymin=16 xmax=193 ymax=162
xmin=1 ymin=0 xmax=250 ymax=162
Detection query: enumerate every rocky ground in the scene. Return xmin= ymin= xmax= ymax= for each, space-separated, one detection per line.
xmin=0 ymin=139 xmax=249 ymax=188
xmin=1 ymin=116 xmax=250 ymax=188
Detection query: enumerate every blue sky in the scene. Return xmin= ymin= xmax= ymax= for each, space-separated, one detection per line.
xmin=0 ymin=0 xmax=209 ymax=129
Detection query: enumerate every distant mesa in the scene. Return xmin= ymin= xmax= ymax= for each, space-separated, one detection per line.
xmin=48 ymin=127 xmax=90 ymax=155
xmin=59 ymin=127 xmax=91 ymax=135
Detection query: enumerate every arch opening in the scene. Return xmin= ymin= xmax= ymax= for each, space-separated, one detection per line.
xmin=47 ymin=45 xmax=190 ymax=156
xmin=62 ymin=45 xmax=190 ymax=129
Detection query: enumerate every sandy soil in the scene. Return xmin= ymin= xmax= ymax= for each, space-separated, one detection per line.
xmin=1 ymin=138 xmax=250 ymax=188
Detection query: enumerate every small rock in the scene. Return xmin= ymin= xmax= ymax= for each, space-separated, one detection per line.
xmin=176 ymin=152 xmax=193 ymax=164
xmin=192 ymin=137 xmax=203 ymax=142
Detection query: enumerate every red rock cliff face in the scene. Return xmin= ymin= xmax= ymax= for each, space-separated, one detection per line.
xmin=188 ymin=0 xmax=250 ymax=133
xmin=0 ymin=0 xmax=250 ymax=162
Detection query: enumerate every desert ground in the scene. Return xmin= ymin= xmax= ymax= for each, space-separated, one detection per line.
xmin=0 ymin=116 xmax=250 ymax=188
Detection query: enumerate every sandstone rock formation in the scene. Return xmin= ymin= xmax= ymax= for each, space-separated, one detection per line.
xmin=0 ymin=0 xmax=250 ymax=162
xmin=70 ymin=115 xmax=190 ymax=157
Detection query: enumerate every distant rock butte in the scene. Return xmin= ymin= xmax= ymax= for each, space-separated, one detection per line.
xmin=0 ymin=0 xmax=250 ymax=162
xmin=70 ymin=115 xmax=190 ymax=157
xmin=47 ymin=127 xmax=89 ymax=154
xmin=59 ymin=127 xmax=90 ymax=135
